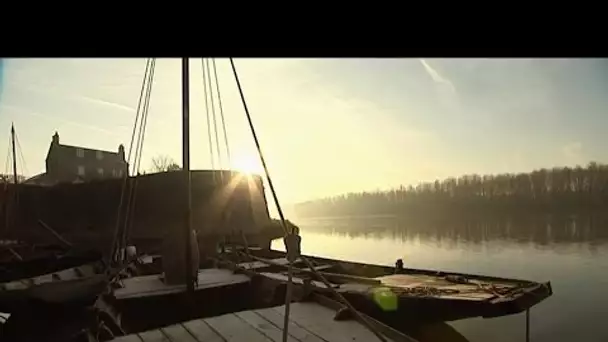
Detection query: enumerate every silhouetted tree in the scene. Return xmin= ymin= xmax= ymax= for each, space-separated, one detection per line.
xmin=0 ymin=174 xmax=27 ymax=184
xmin=150 ymin=155 xmax=181 ymax=173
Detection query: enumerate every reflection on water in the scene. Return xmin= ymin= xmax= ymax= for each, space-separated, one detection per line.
xmin=272 ymin=216 xmax=608 ymax=342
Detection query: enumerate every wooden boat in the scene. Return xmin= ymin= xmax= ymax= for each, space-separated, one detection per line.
xmin=0 ymin=259 xmax=109 ymax=312
xmin=0 ymin=248 xmax=102 ymax=283
xmin=218 ymin=246 xmax=552 ymax=327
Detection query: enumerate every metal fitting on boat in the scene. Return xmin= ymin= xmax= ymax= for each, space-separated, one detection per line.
xmin=284 ymin=234 xmax=301 ymax=262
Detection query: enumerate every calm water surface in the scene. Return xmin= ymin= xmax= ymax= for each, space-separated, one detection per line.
xmin=271 ymin=216 xmax=608 ymax=342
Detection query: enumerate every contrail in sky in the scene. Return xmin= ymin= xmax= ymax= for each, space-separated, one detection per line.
xmin=419 ymin=59 xmax=456 ymax=93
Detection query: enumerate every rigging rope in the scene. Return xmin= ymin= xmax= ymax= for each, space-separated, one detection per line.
xmin=229 ymin=58 xmax=388 ymax=342
xmin=205 ymin=59 xmax=223 ymax=171
xmin=212 ymin=58 xmax=231 ymax=165
xmin=123 ymin=58 xmax=156 ymax=259
xmin=4 ymin=136 xmax=10 ymax=178
xmin=202 ymin=59 xmax=216 ymax=172
xmin=120 ymin=58 xmax=156 ymax=262
xmin=227 ymin=59 xmax=296 ymax=342
xmin=3 ymin=136 xmax=11 ymax=233
xmin=108 ymin=58 xmax=151 ymax=267
xmin=15 ymin=134 xmax=29 ymax=177
xmin=204 ymin=58 xmax=236 ymax=256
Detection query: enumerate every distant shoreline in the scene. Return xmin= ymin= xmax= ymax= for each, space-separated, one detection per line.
xmin=295 ymin=162 xmax=608 ymax=221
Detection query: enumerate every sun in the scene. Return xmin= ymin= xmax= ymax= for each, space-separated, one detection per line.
xmin=232 ymin=154 xmax=263 ymax=176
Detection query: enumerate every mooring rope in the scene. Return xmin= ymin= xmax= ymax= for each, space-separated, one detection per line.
xmin=229 ymin=58 xmax=388 ymax=342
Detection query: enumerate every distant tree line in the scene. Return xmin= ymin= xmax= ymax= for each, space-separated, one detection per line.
xmin=295 ymin=162 xmax=608 ymax=219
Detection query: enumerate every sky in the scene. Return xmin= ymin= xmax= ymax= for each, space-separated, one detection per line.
xmin=0 ymin=58 xmax=607 ymax=206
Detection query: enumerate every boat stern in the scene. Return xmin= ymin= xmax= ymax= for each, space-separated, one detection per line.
xmin=483 ymin=281 xmax=553 ymax=318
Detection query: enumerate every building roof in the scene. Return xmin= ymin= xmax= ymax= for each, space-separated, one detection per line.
xmin=58 ymin=144 xmax=122 ymax=156
xmin=46 ymin=132 xmax=126 ymax=164
xmin=53 ymin=143 xmax=125 ymax=163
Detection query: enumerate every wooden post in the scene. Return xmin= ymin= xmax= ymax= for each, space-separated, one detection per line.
xmin=182 ymin=57 xmax=194 ymax=295
xmin=525 ymin=308 xmax=530 ymax=342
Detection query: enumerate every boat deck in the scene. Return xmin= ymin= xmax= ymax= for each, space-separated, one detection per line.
xmin=242 ymin=257 xmax=521 ymax=301
xmin=110 ymin=302 xmax=398 ymax=342
xmin=114 ymin=268 xmax=250 ymax=300
xmin=243 ymin=253 xmax=538 ymax=302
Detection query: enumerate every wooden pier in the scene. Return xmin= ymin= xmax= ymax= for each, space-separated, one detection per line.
xmin=109 ymin=301 xmax=409 ymax=342
xmin=109 ymin=268 xmax=255 ymax=333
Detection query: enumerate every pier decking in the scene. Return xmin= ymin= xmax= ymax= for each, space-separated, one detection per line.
xmin=110 ymin=301 xmax=400 ymax=342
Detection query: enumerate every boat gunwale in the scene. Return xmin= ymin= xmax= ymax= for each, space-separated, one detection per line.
xmin=220 ymin=250 xmax=554 ymax=302
xmin=0 ymin=261 xmax=105 ymax=291
xmin=215 ymin=254 xmax=552 ymax=323
xmin=251 ymin=248 xmax=550 ymax=288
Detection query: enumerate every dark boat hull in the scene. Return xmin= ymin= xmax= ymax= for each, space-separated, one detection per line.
xmin=0 ymin=261 xmax=108 ymax=313
xmin=0 ymin=249 xmax=102 ymax=283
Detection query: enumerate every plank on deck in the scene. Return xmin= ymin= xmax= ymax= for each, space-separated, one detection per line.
xmin=238 ymin=258 xmax=294 ymax=270
xmin=138 ymin=329 xmax=169 ymax=342
xmin=110 ymin=302 xmax=391 ymax=342
xmin=114 ymin=268 xmax=250 ymax=300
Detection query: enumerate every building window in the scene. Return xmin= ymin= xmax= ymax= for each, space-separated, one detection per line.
xmin=76 ymin=148 xmax=84 ymax=158
xmin=96 ymin=151 xmax=104 ymax=160
xmin=77 ymin=166 xmax=85 ymax=176
xmin=98 ymin=168 xmax=104 ymax=177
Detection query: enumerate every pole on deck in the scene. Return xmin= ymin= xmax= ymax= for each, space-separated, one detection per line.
xmin=525 ymin=308 xmax=530 ymax=342
xmin=11 ymin=124 xmax=17 ymax=184
xmin=182 ymin=57 xmax=194 ymax=295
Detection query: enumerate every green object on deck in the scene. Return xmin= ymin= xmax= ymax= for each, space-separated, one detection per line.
xmin=371 ymin=287 xmax=398 ymax=312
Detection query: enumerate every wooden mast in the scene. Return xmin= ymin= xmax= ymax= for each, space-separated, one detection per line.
xmin=182 ymin=57 xmax=194 ymax=294
xmin=11 ymin=123 xmax=17 ymax=184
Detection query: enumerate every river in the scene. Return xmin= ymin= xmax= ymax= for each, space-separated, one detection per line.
xmin=271 ymin=215 xmax=608 ymax=342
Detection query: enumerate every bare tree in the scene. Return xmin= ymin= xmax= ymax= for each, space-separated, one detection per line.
xmin=150 ymin=155 xmax=181 ymax=173
xmin=0 ymin=174 xmax=27 ymax=183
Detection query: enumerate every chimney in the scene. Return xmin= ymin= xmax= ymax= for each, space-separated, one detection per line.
xmin=118 ymin=144 xmax=125 ymax=160
xmin=52 ymin=132 xmax=59 ymax=145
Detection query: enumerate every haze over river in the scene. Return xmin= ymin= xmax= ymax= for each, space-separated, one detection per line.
xmin=271 ymin=215 xmax=608 ymax=342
